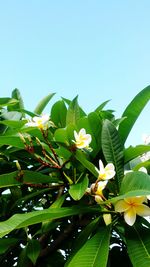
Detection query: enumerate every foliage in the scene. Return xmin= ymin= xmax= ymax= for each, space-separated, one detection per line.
xmin=0 ymin=87 xmax=150 ymax=266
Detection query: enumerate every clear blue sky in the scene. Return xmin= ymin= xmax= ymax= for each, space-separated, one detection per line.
xmin=0 ymin=0 xmax=150 ymax=146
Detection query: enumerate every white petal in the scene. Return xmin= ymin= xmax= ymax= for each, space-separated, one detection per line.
xmin=105 ymin=163 xmax=115 ymax=171
xmin=74 ymin=130 xmax=78 ymax=141
xmin=79 ymin=128 xmax=86 ymax=136
xmin=99 ymin=160 xmax=104 ymax=173
xmin=85 ymin=134 xmax=92 ymax=144
xmin=105 ymin=170 xmax=116 ymax=180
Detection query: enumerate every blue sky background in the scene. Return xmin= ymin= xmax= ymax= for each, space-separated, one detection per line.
xmin=0 ymin=0 xmax=150 ymax=146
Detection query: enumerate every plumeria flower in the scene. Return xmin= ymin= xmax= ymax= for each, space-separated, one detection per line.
xmin=87 ymin=180 xmax=108 ymax=203
xmin=26 ymin=114 xmax=53 ymax=130
xmin=115 ymin=196 xmax=150 ymax=226
xmin=96 ymin=160 xmax=115 ymax=181
xmin=73 ymin=128 xmax=92 ymax=149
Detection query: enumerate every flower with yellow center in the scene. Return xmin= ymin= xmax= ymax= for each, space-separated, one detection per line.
xmin=96 ymin=160 xmax=115 ymax=181
xmin=73 ymin=128 xmax=92 ymax=149
xmin=89 ymin=180 xmax=108 ymax=203
xmin=26 ymin=114 xmax=51 ymax=130
xmin=115 ymin=196 xmax=150 ymax=226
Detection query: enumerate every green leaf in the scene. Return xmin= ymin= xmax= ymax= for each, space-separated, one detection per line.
xmin=0 ymin=170 xmax=60 ymax=188
xmin=62 ymin=96 xmax=86 ymax=117
xmin=65 ymin=218 xmax=100 ymax=267
xmin=77 ymin=112 xmax=102 ymax=157
xmin=101 ymin=120 xmax=124 ymax=191
xmin=8 ymin=88 xmax=24 ymax=112
xmin=0 ymin=136 xmax=25 ymax=149
xmin=0 ymin=206 xmax=96 ymax=238
xmin=126 ymin=224 xmax=150 ymax=267
xmin=0 ymin=97 xmax=19 ymax=107
xmin=75 ymin=150 xmax=98 ymax=178
xmin=0 ymin=238 xmax=18 ymax=254
xmin=66 ymin=96 xmax=80 ymax=125
xmin=0 ymin=119 xmax=27 ymax=128
xmin=69 ymin=175 xmax=89 ymax=200
xmin=51 ymin=100 xmax=67 ymax=127
xmin=124 ymin=145 xmax=150 ymax=163
xmin=120 ymin=171 xmax=150 ymax=195
xmin=67 ymin=226 xmax=111 ymax=267
xmin=34 ymin=93 xmax=55 ymax=114
xmin=94 ymin=99 xmax=110 ymax=113
xmin=26 ymin=239 xmax=41 ymax=265
xmin=118 ymin=86 xmax=150 ymax=144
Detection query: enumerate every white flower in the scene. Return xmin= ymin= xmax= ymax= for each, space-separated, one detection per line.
xmin=115 ymin=196 xmax=150 ymax=226
xmin=89 ymin=181 xmax=108 ymax=203
xmin=73 ymin=128 xmax=92 ymax=149
xmin=96 ymin=160 xmax=115 ymax=181
xmin=26 ymin=114 xmax=51 ymax=130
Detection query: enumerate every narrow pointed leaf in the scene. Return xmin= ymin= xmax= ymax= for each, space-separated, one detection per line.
xmin=34 ymin=93 xmax=55 ymax=114
xmin=102 ymin=120 xmax=124 ymax=191
xmin=26 ymin=239 xmax=41 ymax=265
xmin=66 ymin=96 xmax=80 ymax=125
xmin=0 ymin=170 xmax=60 ymax=188
xmin=0 ymin=206 xmax=96 ymax=238
xmin=65 ymin=218 xmax=100 ymax=267
xmin=75 ymin=150 xmax=98 ymax=178
xmin=118 ymin=86 xmax=150 ymax=144
xmin=67 ymin=226 xmax=111 ymax=267
xmin=126 ymin=224 xmax=150 ymax=267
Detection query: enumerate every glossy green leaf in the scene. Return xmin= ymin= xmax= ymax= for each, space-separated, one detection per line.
xmin=118 ymin=85 xmax=150 ymax=144
xmin=26 ymin=239 xmax=41 ymax=265
xmin=34 ymin=93 xmax=55 ymax=114
xmin=0 ymin=136 xmax=25 ymax=149
xmin=0 ymin=238 xmax=18 ymax=254
xmin=8 ymin=88 xmax=24 ymax=112
xmin=51 ymin=100 xmax=67 ymax=127
xmin=0 ymin=170 xmax=60 ymax=188
xmin=94 ymin=99 xmax=110 ymax=113
xmin=65 ymin=218 xmax=100 ymax=267
xmin=124 ymin=145 xmax=150 ymax=163
xmin=66 ymin=96 xmax=80 ymax=125
xmin=102 ymin=120 xmax=124 ymax=191
xmin=62 ymin=96 xmax=86 ymax=117
xmin=67 ymin=226 xmax=111 ymax=267
xmin=126 ymin=224 xmax=150 ymax=267
xmin=69 ymin=175 xmax=89 ymax=200
xmin=0 ymin=97 xmax=19 ymax=107
xmin=120 ymin=171 xmax=150 ymax=195
xmin=0 ymin=119 xmax=27 ymax=128
xmin=75 ymin=150 xmax=98 ymax=178
xmin=0 ymin=206 xmax=95 ymax=238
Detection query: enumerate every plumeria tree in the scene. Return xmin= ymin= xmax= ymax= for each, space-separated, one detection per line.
xmin=0 ymin=87 xmax=150 ymax=267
